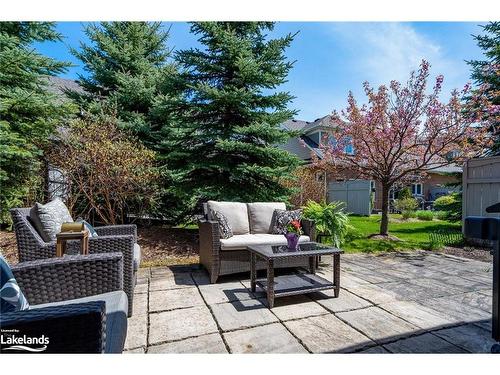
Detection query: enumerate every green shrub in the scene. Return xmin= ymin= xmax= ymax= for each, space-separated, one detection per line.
xmin=395 ymin=197 xmax=418 ymax=220
xmin=434 ymin=211 xmax=448 ymax=220
xmin=416 ymin=210 xmax=434 ymax=221
xmin=302 ymin=200 xmax=351 ymax=248
xmin=397 ymin=187 xmax=412 ymax=200
xmin=402 ymin=210 xmax=417 ymax=219
xmin=433 ymin=193 xmax=462 ymax=222
xmin=434 ymin=195 xmax=455 ymax=211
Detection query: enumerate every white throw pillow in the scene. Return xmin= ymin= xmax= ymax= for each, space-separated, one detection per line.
xmin=206 ymin=201 xmax=250 ymax=235
xmin=29 ymin=198 xmax=73 ymax=242
xmin=247 ymin=202 xmax=286 ymax=234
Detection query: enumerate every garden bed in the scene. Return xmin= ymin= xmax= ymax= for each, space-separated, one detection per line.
xmin=0 ymin=224 xmax=200 ymax=267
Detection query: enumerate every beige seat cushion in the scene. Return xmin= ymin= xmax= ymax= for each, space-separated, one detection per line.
xmin=207 ymin=201 xmax=250 ymax=235
xmin=220 ymin=234 xmax=310 ymax=251
xmin=247 ymin=202 xmax=286 ymax=234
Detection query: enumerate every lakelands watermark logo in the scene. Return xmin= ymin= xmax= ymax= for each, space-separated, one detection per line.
xmin=1 ymin=329 xmax=49 ymax=352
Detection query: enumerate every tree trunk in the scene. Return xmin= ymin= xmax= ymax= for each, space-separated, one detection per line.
xmin=380 ymin=183 xmax=391 ymax=236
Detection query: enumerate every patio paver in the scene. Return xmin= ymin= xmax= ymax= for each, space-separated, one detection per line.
xmin=311 ymin=289 xmax=373 ymax=313
xmin=266 ymin=295 xmax=329 ymax=321
xmin=210 ymin=299 xmax=279 ymax=332
xmin=223 ymin=323 xmax=308 ymax=353
xmin=147 ymin=333 xmax=228 ymax=354
xmin=149 ymin=305 xmax=218 ymax=344
xmin=336 ymin=306 xmax=420 ymax=344
xmin=127 ymin=251 xmax=495 ymax=353
xmin=383 ymin=332 xmax=467 ymax=353
xmin=284 ymin=314 xmax=375 ymax=353
xmin=149 ymin=287 xmax=204 ymax=312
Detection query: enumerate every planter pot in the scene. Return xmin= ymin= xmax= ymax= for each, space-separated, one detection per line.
xmin=284 ymin=233 xmax=300 ymax=250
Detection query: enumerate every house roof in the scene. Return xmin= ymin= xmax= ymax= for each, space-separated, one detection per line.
xmin=44 ymin=76 xmax=85 ymax=98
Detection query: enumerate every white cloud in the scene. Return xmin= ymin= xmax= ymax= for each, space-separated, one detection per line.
xmin=329 ymin=22 xmax=468 ymax=95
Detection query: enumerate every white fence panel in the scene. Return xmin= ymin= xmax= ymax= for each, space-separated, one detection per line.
xmin=463 ymin=156 xmax=500 ymax=219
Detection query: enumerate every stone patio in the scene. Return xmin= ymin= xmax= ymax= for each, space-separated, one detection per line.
xmin=125 ymin=251 xmax=496 ymax=354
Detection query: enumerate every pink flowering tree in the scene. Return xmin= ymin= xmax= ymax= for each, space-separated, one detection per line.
xmin=314 ymin=60 xmax=490 ymax=236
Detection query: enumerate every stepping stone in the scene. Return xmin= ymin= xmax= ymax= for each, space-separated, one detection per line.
xmin=337 ymin=306 xmax=419 ymax=344
xmin=132 ymin=292 xmax=149 ymax=315
xmin=149 ymin=272 xmax=195 ymax=291
xmin=380 ymin=300 xmax=457 ymax=330
xmin=149 ymin=287 xmax=205 ymax=312
xmin=384 ymin=333 xmax=466 ymax=353
xmin=224 ymin=323 xmax=307 ymax=353
xmin=311 ymin=289 xmax=372 ymax=313
xmin=284 ymin=314 xmax=374 ymax=353
xmin=210 ymin=299 xmax=278 ymax=332
xmin=147 ymin=333 xmax=228 ymax=354
xmin=149 ymin=305 xmax=218 ymax=344
xmin=124 ymin=314 xmax=148 ymax=350
xmin=198 ymin=281 xmax=254 ymax=305
xmin=266 ymin=295 xmax=328 ymax=321
xmin=433 ymin=323 xmax=497 ymax=353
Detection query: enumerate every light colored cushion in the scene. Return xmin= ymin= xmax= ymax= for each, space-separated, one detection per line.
xmin=207 ymin=201 xmax=249 ymax=235
xmin=247 ymin=202 xmax=286 ymax=234
xmin=133 ymin=243 xmax=141 ymax=271
xmin=29 ymin=198 xmax=73 ymax=242
xmin=220 ymin=234 xmax=310 ymax=251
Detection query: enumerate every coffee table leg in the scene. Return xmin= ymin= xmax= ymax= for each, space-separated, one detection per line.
xmin=267 ymin=259 xmax=274 ymax=308
xmin=250 ymin=253 xmax=256 ymax=292
xmin=309 ymin=256 xmax=316 ymax=274
xmin=333 ymin=253 xmax=340 ymax=298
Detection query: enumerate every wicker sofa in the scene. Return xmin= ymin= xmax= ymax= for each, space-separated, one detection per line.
xmin=199 ymin=201 xmax=316 ymax=283
xmin=0 ymin=253 xmax=128 ymax=353
xmin=10 ymin=208 xmax=139 ymax=317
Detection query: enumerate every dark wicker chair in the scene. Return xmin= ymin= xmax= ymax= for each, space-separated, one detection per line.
xmin=10 ymin=208 xmax=138 ymax=316
xmin=0 ymin=253 xmax=128 ymax=353
xmin=199 ymin=218 xmax=317 ymax=283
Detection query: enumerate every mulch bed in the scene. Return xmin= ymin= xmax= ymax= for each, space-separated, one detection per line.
xmin=0 ymin=225 xmax=493 ymax=266
xmin=0 ymin=224 xmax=200 ymax=267
xmin=438 ymin=245 xmax=493 ymax=263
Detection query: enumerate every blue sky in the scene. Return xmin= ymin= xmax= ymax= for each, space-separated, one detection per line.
xmin=34 ymin=22 xmax=486 ymax=121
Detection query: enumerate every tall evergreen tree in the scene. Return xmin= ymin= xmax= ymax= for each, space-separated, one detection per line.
xmin=468 ymin=22 xmax=500 ymax=154
xmin=0 ymin=22 xmax=75 ymax=223
xmin=70 ymin=22 xmax=178 ymax=149
xmin=162 ymin=22 xmax=301 ymax=218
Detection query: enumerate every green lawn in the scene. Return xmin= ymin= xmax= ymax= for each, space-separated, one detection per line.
xmin=338 ymin=214 xmax=461 ymax=253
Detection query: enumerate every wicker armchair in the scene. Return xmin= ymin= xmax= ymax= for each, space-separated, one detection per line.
xmin=199 ymin=218 xmax=317 ymax=284
xmin=0 ymin=253 xmax=127 ymax=353
xmin=10 ymin=208 xmax=137 ymax=316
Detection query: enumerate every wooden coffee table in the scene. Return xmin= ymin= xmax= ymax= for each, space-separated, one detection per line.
xmin=248 ymin=242 xmax=343 ymax=308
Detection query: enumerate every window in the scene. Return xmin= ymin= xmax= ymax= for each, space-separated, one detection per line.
xmin=411 ymin=183 xmax=423 ymax=196
xmin=343 ymin=136 xmax=354 ymax=155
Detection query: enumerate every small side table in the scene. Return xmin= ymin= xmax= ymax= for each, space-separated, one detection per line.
xmin=56 ymin=230 xmax=89 ymax=257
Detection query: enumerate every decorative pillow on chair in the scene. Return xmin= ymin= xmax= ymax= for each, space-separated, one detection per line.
xmin=209 ymin=209 xmax=233 ymax=239
xmin=0 ymin=255 xmax=29 ymax=313
xmin=271 ymin=209 xmax=302 ymax=234
xmin=29 ymin=198 xmax=73 ymax=242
